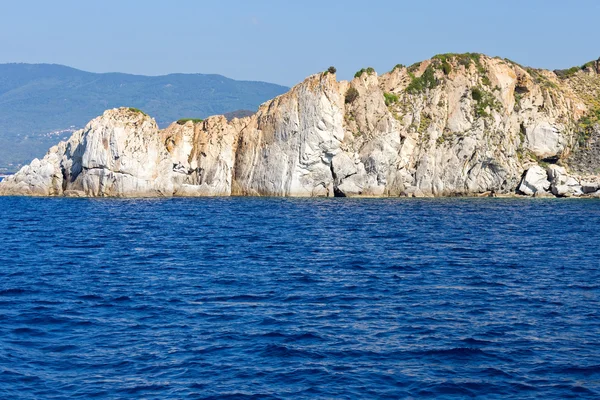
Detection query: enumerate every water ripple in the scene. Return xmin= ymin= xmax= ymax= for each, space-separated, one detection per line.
xmin=0 ymin=197 xmax=599 ymax=399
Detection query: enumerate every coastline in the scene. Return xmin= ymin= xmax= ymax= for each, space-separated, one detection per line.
xmin=0 ymin=192 xmax=598 ymax=200
xmin=1 ymin=55 xmax=599 ymax=200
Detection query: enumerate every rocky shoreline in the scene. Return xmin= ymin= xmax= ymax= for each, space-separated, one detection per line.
xmin=1 ymin=53 xmax=599 ymax=199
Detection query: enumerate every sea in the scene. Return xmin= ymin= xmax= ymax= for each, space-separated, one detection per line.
xmin=0 ymin=197 xmax=599 ymax=399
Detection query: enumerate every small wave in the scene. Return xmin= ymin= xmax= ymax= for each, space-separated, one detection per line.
xmin=194 ymin=345 xmax=234 ymax=355
xmin=208 ymin=294 xmax=271 ymax=302
xmin=461 ymin=337 xmax=493 ymax=345
xmin=77 ymin=294 xmax=103 ymax=301
xmin=293 ymin=274 xmax=319 ymax=283
xmin=387 ymin=265 xmax=417 ymax=271
xmin=261 ymin=344 xmax=325 ymax=359
xmin=260 ymin=331 xmax=323 ymax=342
xmin=468 ymin=280 xmax=508 ymax=287
xmin=11 ymin=327 xmax=46 ymax=336
xmin=479 ymin=367 xmax=514 ymax=378
xmin=291 ymin=332 xmax=323 ymax=341
xmin=41 ymin=344 xmax=78 ymax=353
xmin=415 ymin=382 xmax=477 ymax=397
xmin=543 ymin=383 xmax=597 ymax=395
xmin=118 ymin=383 xmax=170 ymax=394
xmin=260 ymin=331 xmax=287 ymax=338
xmin=283 ymin=295 xmax=303 ymax=302
xmin=534 ymin=364 xmax=600 ymax=376
xmin=258 ymin=317 xmax=281 ymax=326
xmin=569 ymin=284 xmax=600 ymax=290
xmin=202 ymin=393 xmax=278 ymax=400
xmin=0 ymin=288 xmax=26 ymax=296
xmin=23 ymin=316 xmax=70 ymax=325
xmin=415 ymin=347 xmax=494 ymax=359
xmin=212 ymin=279 xmax=238 ymax=285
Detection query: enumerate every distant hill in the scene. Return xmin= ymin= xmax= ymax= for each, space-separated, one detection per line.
xmin=223 ymin=110 xmax=256 ymax=121
xmin=0 ymin=63 xmax=288 ymax=170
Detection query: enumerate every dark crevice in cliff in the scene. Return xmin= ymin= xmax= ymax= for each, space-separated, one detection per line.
xmin=333 ymin=187 xmax=347 ymax=197
xmin=541 ymin=156 xmax=559 ymax=164
xmin=328 ymin=158 xmax=344 ymax=197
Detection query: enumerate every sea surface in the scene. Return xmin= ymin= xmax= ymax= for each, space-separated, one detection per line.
xmin=0 ymin=197 xmax=599 ymax=399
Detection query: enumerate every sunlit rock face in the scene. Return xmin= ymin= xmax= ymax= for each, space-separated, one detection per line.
xmin=2 ymin=54 xmax=600 ymax=198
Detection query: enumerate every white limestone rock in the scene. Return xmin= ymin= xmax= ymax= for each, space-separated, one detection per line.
xmin=547 ymin=165 xmax=583 ymax=197
xmin=1 ymin=54 xmax=599 ymax=198
xmin=518 ymin=165 xmax=551 ymax=196
xmin=524 ymin=121 xmax=565 ymax=159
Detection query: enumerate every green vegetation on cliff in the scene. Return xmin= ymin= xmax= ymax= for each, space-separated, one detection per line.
xmin=406 ymin=66 xmax=438 ymax=94
xmin=384 ymin=92 xmax=399 ymax=106
xmin=128 ymin=108 xmax=147 ymax=116
xmin=345 ymin=87 xmax=359 ymax=104
xmin=176 ymin=118 xmax=204 ymax=125
xmin=555 ymin=59 xmax=598 ymax=78
xmin=355 ymin=67 xmax=376 ymax=78
xmin=471 ymin=87 xmax=499 ymax=117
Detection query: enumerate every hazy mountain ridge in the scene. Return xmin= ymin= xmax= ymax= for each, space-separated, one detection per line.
xmin=0 ymin=63 xmax=288 ymax=170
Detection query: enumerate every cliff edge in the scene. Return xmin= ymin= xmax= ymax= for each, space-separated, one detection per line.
xmin=2 ymin=54 xmax=600 ymax=198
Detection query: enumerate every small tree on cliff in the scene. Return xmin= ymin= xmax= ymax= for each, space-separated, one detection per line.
xmin=345 ymin=87 xmax=359 ymax=104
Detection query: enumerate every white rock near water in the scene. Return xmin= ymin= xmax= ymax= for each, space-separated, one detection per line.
xmin=1 ymin=54 xmax=599 ymax=198
xmin=518 ymin=166 xmax=551 ymax=196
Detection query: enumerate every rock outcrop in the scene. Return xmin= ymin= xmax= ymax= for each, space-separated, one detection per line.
xmin=518 ymin=165 xmax=551 ymax=196
xmin=2 ymin=53 xmax=600 ymax=198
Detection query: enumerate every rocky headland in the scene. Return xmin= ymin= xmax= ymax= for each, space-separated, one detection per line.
xmin=1 ymin=54 xmax=600 ymax=198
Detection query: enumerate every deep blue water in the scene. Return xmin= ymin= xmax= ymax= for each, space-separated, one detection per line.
xmin=1 ymin=197 xmax=599 ymax=399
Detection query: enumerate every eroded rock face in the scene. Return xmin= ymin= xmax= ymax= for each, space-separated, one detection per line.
xmin=0 ymin=156 xmax=63 ymax=196
xmin=524 ymin=121 xmax=565 ymax=159
xmin=518 ymin=166 xmax=551 ymax=196
xmin=547 ymin=165 xmax=584 ymax=197
xmin=233 ymin=75 xmax=346 ymax=197
xmin=1 ymin=54 xmax=600 ymax=198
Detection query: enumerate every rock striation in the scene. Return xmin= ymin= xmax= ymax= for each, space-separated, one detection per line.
xmin=2 ymin=54 xmax=600 ymax=198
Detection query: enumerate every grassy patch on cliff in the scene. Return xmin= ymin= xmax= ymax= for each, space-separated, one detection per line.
xmin=384 ymin=92 xmax=399 ymax=106
xmin=555 ymin=59 xmax=598 ymax=79
xmin=434 ymin=53 xmax=484 ymax=70
xmin=418 ymin=113 xmax=432 ymax=134
xmin=471 ymin=87 xmax=500 ymax=117
xmin=432 ymin=54 xmax=455 ymax=75
xmin=406 ymin=53 xmax=494 ymax=95
xmin=355 ymin=67 xmax=376 ymax=79
xmin=433 ymin=53 xmax=493 ymax=87
xmin=576 ymin=106 xmax=600 ymax=146
xmin=556 ymin=66 xmax=584 ymax=79
xmin=526 ymin=68 xmax=559 ymax=90
xmin=128 ymin=107 xmax=147 ymax=116
xmin=176 ymin=118 xmax=204 ymax=125
xmin=391 ymin=64 xmax=405 ymax=72
xmin=406 ymin=66 xmax=438 ymax=94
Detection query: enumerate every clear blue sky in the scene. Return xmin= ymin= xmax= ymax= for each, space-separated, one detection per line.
xmin=0 ymin=0 xmax=598 ymax=86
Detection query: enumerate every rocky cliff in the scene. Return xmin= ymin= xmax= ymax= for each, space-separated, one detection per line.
xmin=2 ymin=54 xmax=600 ymax=198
